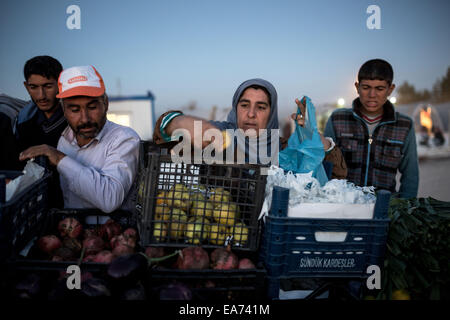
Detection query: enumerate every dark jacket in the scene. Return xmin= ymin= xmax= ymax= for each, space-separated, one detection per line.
xmin=14 ymin=102 xmax=68 ymax=208
xmin=324 ymin=98 xmax=418 ymax=198
xmin=14 ymin=101 xmax=67 ymax=152
xmin=0 ymin=112 xmax=21 ymax=170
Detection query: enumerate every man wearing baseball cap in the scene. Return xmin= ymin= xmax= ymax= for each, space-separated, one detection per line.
xmin=20 ymin=65 xmax=141 ymax=213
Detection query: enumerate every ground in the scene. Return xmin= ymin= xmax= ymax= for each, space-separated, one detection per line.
xmin=417 ymin=157 xmax=450 ymax=200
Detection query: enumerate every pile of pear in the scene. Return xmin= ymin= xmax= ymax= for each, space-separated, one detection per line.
xmin=152 ymin=184 xmax=249 ymax=246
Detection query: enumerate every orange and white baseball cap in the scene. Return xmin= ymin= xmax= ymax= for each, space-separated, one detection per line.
xmin=57 ymin=65 xmax=105 ymax=98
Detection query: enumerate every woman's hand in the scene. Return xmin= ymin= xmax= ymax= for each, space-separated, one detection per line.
xmin=290 ymin=97 xmax=306 ymax=127
xmin=289 ymin=97 xmax=331 ymax=150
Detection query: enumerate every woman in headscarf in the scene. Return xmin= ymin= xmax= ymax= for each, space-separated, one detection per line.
xmin=153 ymin=78 xmax=347 ymax=179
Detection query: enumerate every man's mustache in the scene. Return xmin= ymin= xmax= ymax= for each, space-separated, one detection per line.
xmin=76 ymin=122 xmax=99 ymax=131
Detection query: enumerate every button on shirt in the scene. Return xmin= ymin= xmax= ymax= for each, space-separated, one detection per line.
xmin=57 ymin=120 xmax=140 ymax=213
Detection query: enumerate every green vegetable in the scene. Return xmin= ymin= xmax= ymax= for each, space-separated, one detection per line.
xmin=376 ymin=197 xmax=450 ymax=300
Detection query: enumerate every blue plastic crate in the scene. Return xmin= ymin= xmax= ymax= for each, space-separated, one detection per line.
xmin=0 ymin=167 xmax=51 ymax=260
xmin=260 ymin=187 xmax=391 ymax=299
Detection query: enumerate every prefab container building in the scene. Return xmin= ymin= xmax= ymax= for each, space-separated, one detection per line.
xmin=107 ymin=91 xmax=156 ymax=141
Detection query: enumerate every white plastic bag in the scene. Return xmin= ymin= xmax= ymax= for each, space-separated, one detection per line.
xmin=259 ymin=166 xmax=376 ymax=220
xmin=6 ymin=160 xmax=45 ymax=201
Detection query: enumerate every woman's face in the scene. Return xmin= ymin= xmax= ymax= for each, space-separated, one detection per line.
xmin=236 ymin=87 xmax=271 ymax=137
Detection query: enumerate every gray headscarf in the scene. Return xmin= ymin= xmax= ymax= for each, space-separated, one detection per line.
xmin=211 ymin=78 xmax=279 ymax=164
xmin=227 ymin=78 xmax=279 ymax=130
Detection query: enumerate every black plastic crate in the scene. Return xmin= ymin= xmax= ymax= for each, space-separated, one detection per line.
xmin=147 ymin=248 xmax=267 ymax=301
xmin=10 ymin=208 xmax=138 ymax=271
xmin=149 ymin=267 xmax=267 ymax=301
xmin=137 ymin=153 xmax=268 ymax=251
xmin=0 ymin=165 xmax=51 ymax=261
xmin=4 ymin=208 xmax=148 ymax=299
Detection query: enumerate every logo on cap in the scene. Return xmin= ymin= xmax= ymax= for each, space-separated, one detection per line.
xmin=68 ymin=75 xmax=88 ymax=84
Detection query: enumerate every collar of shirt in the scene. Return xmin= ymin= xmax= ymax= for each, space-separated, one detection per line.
xmin=61 ymin=120 xmax=112 ymax=149
xmin=35 ymin=103 xmax=66 ymax=132
xmin=35 ymin=103 xmax=64 ymax=127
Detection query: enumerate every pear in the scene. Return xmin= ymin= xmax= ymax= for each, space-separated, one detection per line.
xmin=190 ymin=192 xmax=214 ymax=218
xmin=167 ymin=211 xmax=188 ymax=239
xmin=213 ymin=203 xmax=238 ymax=226
xmin=229 ymin=222 xmax=249 ymax=245
xmin=154 ymin=204 xmax=171 ymax=221
xmin=153 ymin=223 xmax=167 ymax=242
xmin=165 ymin=183 xmax=190 ymax=210
xmin=156 ymin=190 xmax=167 ymax=206
xmin=209 ymin=187 xmax=232 ymax=207
xmin=185 ymin=217 xmax=211 ymax=244
xmin=209 ymin=224 xmax=228 ymax=245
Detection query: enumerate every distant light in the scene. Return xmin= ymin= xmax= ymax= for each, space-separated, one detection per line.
xmin=337 ymin=98 xmax=345 ymax=107
xmin=389 ymin=97 xmax=397 ymax=104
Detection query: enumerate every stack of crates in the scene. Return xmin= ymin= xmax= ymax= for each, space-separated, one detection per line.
xmin=260 ymin=186 xmax=391 ymax=300
xmin=0 ymin=159 xmax=51 ymax=261
xmin=6 ymin=208 xmax=144 ymax=299
xmin=136 ymin=151 xmax=268 ymax=300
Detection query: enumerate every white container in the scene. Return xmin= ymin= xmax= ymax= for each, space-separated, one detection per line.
xmin=107 ymin=93 xmax=156 ymax=141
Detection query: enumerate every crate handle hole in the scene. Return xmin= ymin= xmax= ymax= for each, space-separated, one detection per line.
xmin=296 ymin=236 xmax=306 ymax=241
xmin=354 ymin=237 xmax=363 ymax=241
xmin=303 ymin=251 xmax=311 ymax=254
xmin=314 ymin=232 xmax=347 ymax=242
xmin=292 ymin=250 xmax=300 ymax=254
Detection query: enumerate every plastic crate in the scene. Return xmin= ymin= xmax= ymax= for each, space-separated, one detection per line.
xmin=10 ymin=208 xmax=138 ymax=271
xmin=261 ymin=187 xmax=391 ymax=299
xmin=149 ymin=267 xmax=267 ymax=301
xmin=137 ymin=152 xmax=268 ymax=251
xmin=4 ymin=208 xmax=147 ymax=299
xmin=146 ymin=248 xmax=267 ymax=301
xmin=0 ymin=163 xmax=51 ymax=261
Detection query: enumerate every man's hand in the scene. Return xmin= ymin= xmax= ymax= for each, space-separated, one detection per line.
xmin=290 ymin=97 xmax=331 ymax=150
xmin=19 ymin=145 xmax=66 ymax=166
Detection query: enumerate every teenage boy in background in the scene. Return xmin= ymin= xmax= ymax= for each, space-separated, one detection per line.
xmin=14 ymin=56 xmax=67 ymax=207
xmin=325 ymin=59 xmax=418 ymax=198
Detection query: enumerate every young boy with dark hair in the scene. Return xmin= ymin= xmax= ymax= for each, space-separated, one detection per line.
xmin=14 ymin=55 xmax=67 ymax=207
xmin=324 ymin=59 xmax=418 ymax=198
xmin=15 ymin=55 xmax=67 ymax=152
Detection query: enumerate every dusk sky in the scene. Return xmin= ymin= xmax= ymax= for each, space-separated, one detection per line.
xmin=1 ymin=0 xmax=449 ymax=119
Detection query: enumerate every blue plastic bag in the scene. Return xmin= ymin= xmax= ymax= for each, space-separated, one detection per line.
xmin=278 ymin=96 xmax=329 ymax=186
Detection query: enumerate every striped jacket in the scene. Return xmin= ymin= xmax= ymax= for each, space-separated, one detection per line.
xmin=324 ymin=98 xmax=419 ymax=198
